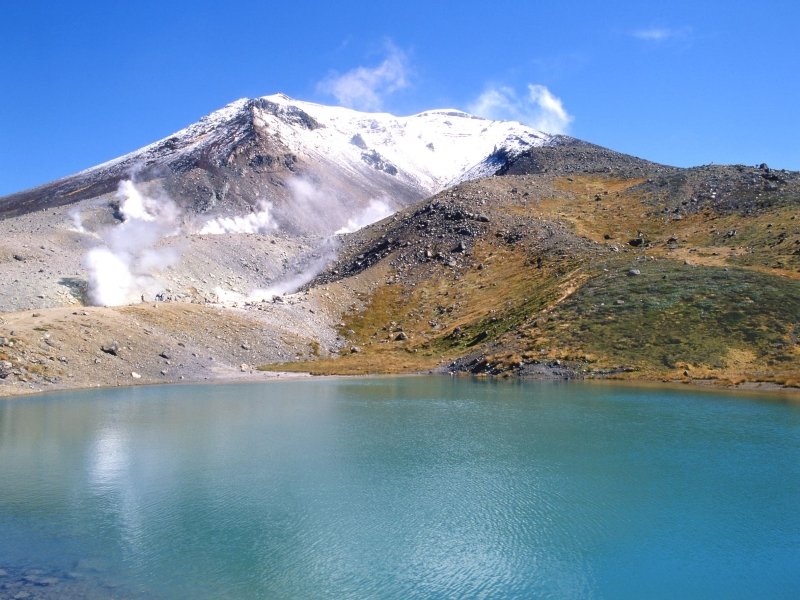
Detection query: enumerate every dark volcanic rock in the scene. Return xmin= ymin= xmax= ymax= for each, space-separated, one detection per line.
xmin=627 ymin=164 xmax=800 ymax=216
xmin=497 ymin=136 xmax=671 ymax=178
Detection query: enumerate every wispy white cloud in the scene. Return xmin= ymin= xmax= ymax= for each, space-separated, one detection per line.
xmin=318 ymin=42 xmax=409 ymax=111
xmin=631 ymin=27 xmax=691 ymax=42
xmin=468 ymin=84 xmax=573 ymax=134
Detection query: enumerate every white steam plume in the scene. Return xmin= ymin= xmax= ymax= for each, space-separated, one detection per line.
xmin=194 ymin=177 xmax=397 ymax=238
xmin=335 ymin=197 xmax=394 ymax=234
xmin=247 ymin=192 xmax=394 ymax=300
xmin=82 ymin=180 xmax=181 ymax=306
xmin=68 ymin=209 xmax=87 ymax=233
xmin=249 ymin=238 xmax=338 ymax=301
xmin=212 ymin=239 xmax=338 ymax=305
xmin=208 ymin=178 xmax=395 ymax=305
xmin=199 ymin=201 xmax=277 ymax=234
xmin=280 ymin=178 xmax=337 ymax=235
xmin=276 ymin=177 xmax=396 ymax=236
xmin=116 ymin=179 xmax=161 ymax=221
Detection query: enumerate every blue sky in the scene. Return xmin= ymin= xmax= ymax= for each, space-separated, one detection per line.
xmin=1 ymin=0 xmax=799 ymax=196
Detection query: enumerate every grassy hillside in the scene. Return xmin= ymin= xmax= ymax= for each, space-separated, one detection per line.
xmin=264 ymin=165 xmax=800 ymax=389
xmin=494 ymin=259 xmax=800 ymax=386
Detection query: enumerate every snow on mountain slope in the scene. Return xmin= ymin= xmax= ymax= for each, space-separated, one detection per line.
xmin=83 ymin=92 xmax=551 ymax=192
xmin=0 ymin=94 xmax=554 ymax=224
xmin=72 ymin=98 xmax=254 ymax=177
xmin=254 ymin=93 xmax=551 ymax=193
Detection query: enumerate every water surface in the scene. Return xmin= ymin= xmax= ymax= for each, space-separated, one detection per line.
xmin=1 ymin=378 xmax=799 ymax=598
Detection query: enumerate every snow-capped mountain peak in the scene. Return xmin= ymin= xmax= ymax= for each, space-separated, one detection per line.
xmin=1 ymin=94 xmax=555 ymax=224
xmin=254 ymin=93 xmax=552 ymax=191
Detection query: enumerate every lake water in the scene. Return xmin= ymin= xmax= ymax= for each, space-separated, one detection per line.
xmin=1 ymin=377 xmax=799 ymax=599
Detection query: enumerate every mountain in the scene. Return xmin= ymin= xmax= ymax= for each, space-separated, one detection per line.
xmin=0 ymin=94 xmax=553 ymax=230
xmin=0 ymin=95 xmax=798 ymax=397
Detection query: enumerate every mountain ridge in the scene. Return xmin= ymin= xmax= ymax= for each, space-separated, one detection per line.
xmin=0 ymin=94 xmax=554 ymax=222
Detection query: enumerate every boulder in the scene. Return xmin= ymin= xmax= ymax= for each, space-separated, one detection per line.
xmin=0 ymin=360 xmax=13 ymax=379
xmin=101 ymin=341 xmax=120 ymax=356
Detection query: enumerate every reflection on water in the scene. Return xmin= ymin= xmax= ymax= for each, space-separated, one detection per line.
xmin=1 ymin=378 xmax=799 ymax=598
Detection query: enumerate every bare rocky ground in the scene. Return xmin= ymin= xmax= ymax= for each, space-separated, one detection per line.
xmin=0 ymin=198 xmax=360 ymax=398
xmin=0 ymin=199 xmax=330 ymax=312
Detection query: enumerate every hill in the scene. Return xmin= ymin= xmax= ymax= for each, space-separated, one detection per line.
xmin=0 ymin=96 xmax=798 ymax=396
xmin=267 ymin=157 xmax=800 ymax=389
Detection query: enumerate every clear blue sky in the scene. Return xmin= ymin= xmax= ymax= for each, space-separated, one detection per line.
xmin=1 ymin=0 xmax=799 ymax=196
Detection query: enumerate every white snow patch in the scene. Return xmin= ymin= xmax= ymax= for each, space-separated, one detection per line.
xmin=254 ymin=93 xmax=553 ymax=195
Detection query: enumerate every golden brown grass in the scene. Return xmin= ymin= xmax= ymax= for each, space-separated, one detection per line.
xmin=263 ymin=174 xmax=799 ymax=388
xmin=262 ymin=241 xmax=576 ymax=375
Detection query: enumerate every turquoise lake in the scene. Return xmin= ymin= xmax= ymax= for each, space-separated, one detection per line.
xmin=1 ymin=377 xmax=799 ymax=598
